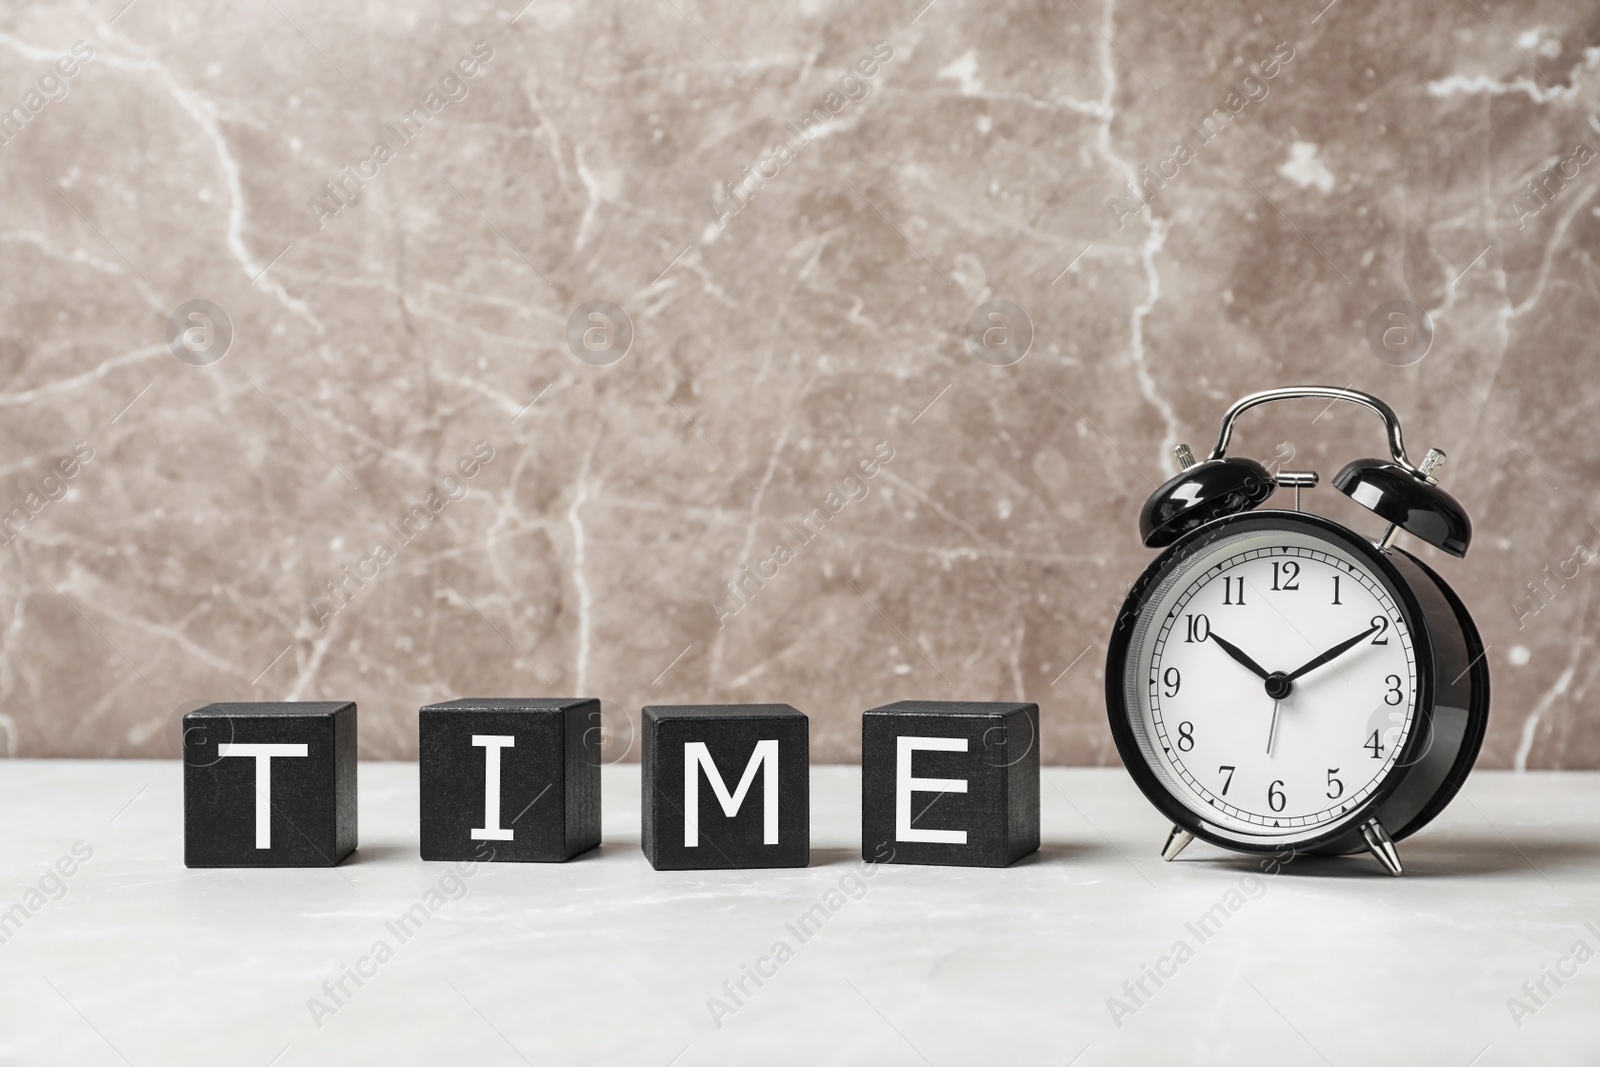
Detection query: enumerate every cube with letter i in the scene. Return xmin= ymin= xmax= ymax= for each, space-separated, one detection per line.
xmin=641 ymin=704 xmax=809 ymax=871
xmin=418 ymin=698 xmax=601 ymax=862
xmin=861 ymin=701 xmax=1040 ymax=867
xmin=183 ymin=702 xmax=358 ymax=868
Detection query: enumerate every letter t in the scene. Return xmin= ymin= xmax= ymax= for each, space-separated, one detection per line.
xmin=218 ymin=743 xmax=309 ymax=848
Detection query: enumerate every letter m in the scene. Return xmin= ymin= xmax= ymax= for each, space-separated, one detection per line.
xmin=684 ymin=740 xmax=779 ymax=847
xmin=398 ymin=107 xmax=430 ymax=138
xmin=0 ymin=105 xmax=29 ymax=141
xmin=0 ymin=902 xmax=30 ymax=941
xmin=0 ymin=507 xmax=28 ymax=541
xmin=1195 ymin=903 xmax=1230 ymax=938
xmin=396 ymin=903 xmax=429 ymax=938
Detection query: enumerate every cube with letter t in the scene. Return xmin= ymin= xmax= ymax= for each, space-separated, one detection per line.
xmin=641 ymin=704 xmax=808 ymax=870
xmin=861 ymin=700 xmax=1039 ymax=867
xmin=183 ymin=701 xmax=357 ymax=868
xmin=418 ymin=697 xmax=601 ymax=862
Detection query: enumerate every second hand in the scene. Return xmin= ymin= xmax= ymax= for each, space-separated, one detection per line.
xmin=1266 ymin=700 xmax=1281 ymax=756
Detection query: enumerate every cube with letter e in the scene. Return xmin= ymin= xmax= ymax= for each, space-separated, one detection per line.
xmin=861 ymin=700 xmax=1039 ymax=867
xmin=418 ymin=697 xmax=601 ymax=862
xmin=641 ymin=704 xmax=808 ymax=870
xmin=183 ymin=701 xmax=357 ymax=868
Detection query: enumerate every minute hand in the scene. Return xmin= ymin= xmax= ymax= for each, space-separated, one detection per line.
xmin=1283 ymin=623 xmax=1382 ymax=682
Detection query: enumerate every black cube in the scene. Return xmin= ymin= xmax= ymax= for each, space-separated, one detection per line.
xmin=418 ymin=698 xmax=601 ymax=863
xmin=183 ymin=701 xmax=358 ymax=868
xmin=861 ymin=700 xmax=1039 ymax=867
xmin=641 ymin=704 xmax=808 ymax=871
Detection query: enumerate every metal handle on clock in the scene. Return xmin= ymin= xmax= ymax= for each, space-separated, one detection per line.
xmin=1206 ymin=386 xmax=1421 ymax=476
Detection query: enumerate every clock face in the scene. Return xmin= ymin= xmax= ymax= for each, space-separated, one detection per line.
xmin=1121 ymin=524 xmax=1419 ymax=844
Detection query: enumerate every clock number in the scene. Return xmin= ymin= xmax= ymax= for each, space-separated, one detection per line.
xmin=1326 ymin=768 xmax=1344 ymax=799
xmin=1267 ymin=780 xmax=1286 ymax=812
xmin=1176 ymin=721 xmax=1194 ymax=751
xmin=1184 ymin=613 xmax=1210 ymax=643
xmin=1163 ymin=667 xmax=1182 ymax=697
xmin=1331 ymin=574 xmax=1342 ymax=605
xmin=1370 ymin=615 xmax=1390 ymax=645
xmin=1384 ymin=674 xmax=1404 ymax=705
xmin=1221 ymin=576 xmax=1246 ymax=606
xmin=1365 ymin=730 xmax=1385 ymax=759
xmin=1271 ymin=561 xmax=1301 ymax=591
xmin=1218 ymin=765 xmax=1235 ymax=794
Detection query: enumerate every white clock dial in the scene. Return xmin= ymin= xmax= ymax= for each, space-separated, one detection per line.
xmin=1126 ymin=528 xmax=1417 ymax=843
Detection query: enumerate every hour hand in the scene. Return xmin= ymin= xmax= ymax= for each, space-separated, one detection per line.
xmin=1207 ymin=631 xmax=1272 ymax=680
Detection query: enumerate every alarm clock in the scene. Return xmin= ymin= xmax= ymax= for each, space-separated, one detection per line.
xmin=1105 ymin=387 xmax=1489 ymax=875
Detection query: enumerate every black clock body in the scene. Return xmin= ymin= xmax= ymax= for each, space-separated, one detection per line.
xmin=1105 ymin=510 xmax=1490 ymax=857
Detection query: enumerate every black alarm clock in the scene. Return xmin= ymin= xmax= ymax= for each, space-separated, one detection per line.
xmin=1105 ymin=387 xmax=1489 ymax=875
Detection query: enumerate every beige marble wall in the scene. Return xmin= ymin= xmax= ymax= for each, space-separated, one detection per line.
xmin=0 ymin=0 xmax=1596 ymax=766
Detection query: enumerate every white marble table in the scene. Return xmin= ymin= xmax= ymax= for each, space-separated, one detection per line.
xmin=0 ymin=763 xmax=1595 ymax=1065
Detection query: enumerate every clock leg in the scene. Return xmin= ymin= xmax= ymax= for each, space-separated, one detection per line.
xmin=1160 ymin=825 xmax=1195 ymax=861
xmin=1361 ymin=818 xmax=1404 ymax=876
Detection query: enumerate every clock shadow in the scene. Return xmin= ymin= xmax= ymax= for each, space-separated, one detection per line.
xmin=1390 ymin=834 xmax=1600 ymax=879
xmin=1183 ymin=852 xmax=1381 ymax=880
xmin=1173 ymin=835 xmax=1600 ymax=879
